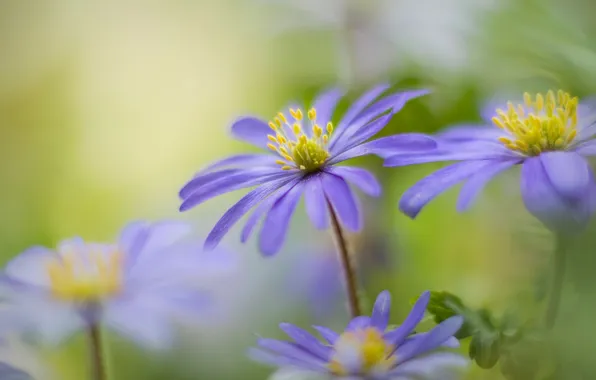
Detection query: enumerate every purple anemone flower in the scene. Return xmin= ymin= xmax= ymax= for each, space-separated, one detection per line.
xmin=249 ymin=291 xmax=467 ymax=379
xmin=0 ymin=220 xmax=237 ymax=349
xmin=390 ymin=90 xmax=596 ymax=233
xmin=179 ymin=85 xmax=435 ymax=256
xmin=0 ymin=362 xmax=31 ymax=380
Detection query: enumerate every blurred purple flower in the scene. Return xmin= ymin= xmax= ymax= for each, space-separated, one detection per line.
xmin=288 ymin=253 xmax=343 ymax=319
xmin=179 ymin=85 xmax=435 ymax=256
xmin=0 ymin=220 xmax=237 ymax=349
xmin=0 ymin=362 xmax=31 ymax=380
xmin=391 ymin=90 xmax=596 ymax=233
xmin=249 ymin=291 xmax=467 ymax=379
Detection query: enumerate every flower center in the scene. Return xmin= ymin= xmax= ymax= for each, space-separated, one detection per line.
xmin=46 ymin=244 xmax=123 ymax=302
xmin=492 ymin=90 xmax=579 ymax=156
xmin=266 ymin=107 xmax=334 ymax=172
xmin=328 ymin=327 xmax=396 ymax=376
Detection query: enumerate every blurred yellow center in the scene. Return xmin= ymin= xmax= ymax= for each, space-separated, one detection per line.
xmin=492 ymin=90 xmax=579 ymax=156
xmin=328 ymin=327 xmax=395 ymax=376
xmin=46 ymin=247 xmax=123 ymax=302
xmin=266 ymin=107 xmax=333 ymax=172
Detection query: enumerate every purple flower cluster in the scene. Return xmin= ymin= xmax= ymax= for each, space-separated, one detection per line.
xmin=15 ymin=85 xmax=595 ymax=380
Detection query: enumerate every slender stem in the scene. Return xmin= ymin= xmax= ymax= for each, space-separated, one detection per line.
xmin=545 ymin=233 xmax=569 ymax=329
xmin=327 ymin=200 xmax=362 ymax=318
xmin=88 ymin=323 xmax=108 ymax=380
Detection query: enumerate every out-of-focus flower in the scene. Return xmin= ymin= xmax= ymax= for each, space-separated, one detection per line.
xmin=287 ymin=251 xmax=343 ymax=319
xmin=179 ymin=85 xmax=435 ymax=256
xmin=0 ymin=220 xmax=237 ymax=349
xmin=249 ymin=291 xmax=467 ymax=379
xmin=392 ymin=90 xmax=596 ymax=233
xmin=0 ymin=362 xmax=32 ymax=380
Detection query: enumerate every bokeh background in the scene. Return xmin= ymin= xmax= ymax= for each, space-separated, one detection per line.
xmin=2 ymin=0 xmax=596 ymax=379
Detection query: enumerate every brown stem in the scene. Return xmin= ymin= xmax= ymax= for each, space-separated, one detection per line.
xmin=88 ymin=323 xmax=107 ymax=380
xmin=327 ymin=199 xmax=362 ymax=318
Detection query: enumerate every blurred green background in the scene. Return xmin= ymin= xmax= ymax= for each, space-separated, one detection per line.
xmin=2 ymin=0 xmax=596 ymax=379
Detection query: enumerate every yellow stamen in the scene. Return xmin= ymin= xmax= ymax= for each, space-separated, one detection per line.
xmin=328 ymin=327 xmax=396 ymax=376
xmin=267 ymin=107 xmax=334 ymax=172
xmin=47 ymin=245 xmax=123 ymax=302
xmin=492 ymin=90 xmax=579 ymax=156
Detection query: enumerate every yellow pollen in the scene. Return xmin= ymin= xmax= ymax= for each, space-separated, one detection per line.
xmin=47 ymin=246 xmax=123 ymax=302
xmin=266 ymin=106 xmax=334 ymax=172
xmin=328 ymin=327 xmax=396 ymax=376
xmin=492 ymin=90 xmax=579 ymax=156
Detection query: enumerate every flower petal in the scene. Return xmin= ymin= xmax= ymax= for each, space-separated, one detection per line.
xmin=248 ymin=348 xmax=324 ymax=372
xmin=399 ymin=160 xmax=498 ymax=218
xmin=104 ymin=298 xmax=173 ymax=350
xmin=312 ymin=326 xmax=339 ymax=345
xmin=384 ymin=145 xmax=511 ymax=167
xmin=124 ymin=221 xmax=192 ymax=275
xmin=322 ymin=173 xmax=362 ymax=231
xmin=312 ymin=88 xmax=344 ymax=126
xmin=3 ymin=247 xmax=55 ymax=288
xmin=119 ymin=221 xmax=151 ymax=265
xmin=346 ymin=316 xmax=371 ymax=331
xmin=267 ymin=368 xmax=327 ymax=380
xmin=328 ymin=166 xmax=381 ymax=197
xmin=329 ymin=134 xmax=437 ymax=164
xmin=389 ymin=352 xmax=468 ymax=377
xmin=331 ymin=113 xmax=393 ymax=155
xmin=334 ymin=83 xmax=390 ymax=134
xmin=395 ymin=316 xmax=463 ymax=364
xmin=241 ymin=183 xmax=292 ymax=243
xmin=331 ymin=89 xmax=429 ymax=151
xmin=303 ymin=175 xmax=328 ymax=229
xmin=438 ymin=124 xmax=502 ymax=142
xmin=370 ymin=290 xmax=391 ymax=331
xmin=197 ymin=154 xmax=276 ymax=174
xmin=385 ymin=291 xmax=430 ymax=347
xmin=521 ymin=156 xmax=596 ymax=233
xmin=204 ymin=177 xmax=296 ymax=250
xmin=574 ymin=140 xmax=596 ymax=156
xmin=259 ymin=181 xmax=304 ymax=256
xmin=179 ymin=169 xmax=291 ymax=211
xmin=279 ymin=323 xmax=331 ymax=360
xmin=540 ymin=151 xmax=590 ymax=200
xmin=9 ymin=296 xmax=83 ymax=346
xmin=230 ymin=116 xmax=271 ymax=149
xmin=0 ymin=363 xmax=33 ymax=380
xmin=256 ymin=339 xmax=327 ymax=368
xmin=456 ymin=159 xmax=520 ymax=212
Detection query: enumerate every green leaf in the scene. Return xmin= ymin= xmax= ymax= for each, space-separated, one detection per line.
xmin=425 ymin=291 xmax=474 ymax=339
xmin=469 ymin=330 xmax=501 ymax=369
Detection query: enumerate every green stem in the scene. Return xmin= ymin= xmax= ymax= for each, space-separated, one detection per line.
xmin=545 ymin=234 xmax=569 ymax=329
xmin=327 ymin=200 xmax=362 ymax=318
xmin=88 ymin=323 xmax=109 ymax=380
